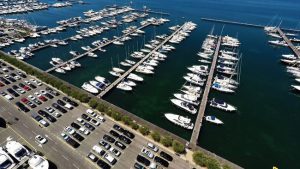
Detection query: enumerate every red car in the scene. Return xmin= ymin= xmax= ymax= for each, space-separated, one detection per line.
xmin=22 ymin=85 xmax=31 ymax=91
xmin=38 ymin=95 xmax=47 ymax=102
xmin=0 ymin=82 xmax=4 ymax=87
xmin=21 ymin=98 xmax=29 ymax=104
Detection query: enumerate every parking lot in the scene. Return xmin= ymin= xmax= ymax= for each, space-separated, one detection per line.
xmin=0 ymin=60 xmax=198 ymax=169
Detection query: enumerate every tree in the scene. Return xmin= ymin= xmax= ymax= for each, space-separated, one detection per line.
xmin=121 ymin=115 xmax=132 ymax=125
xmin=172 ymin=140 xmax=185 ymax=154
xmin=139 ymin=125 xmax=150 ymax=136
xmin=151 ymin=131 xmax=161 ymax=142
xmin=88 ymin=99 xmax=98 ymax=109
xmin=193 ymin=151 xmax=208 ymax=167
xmin=96 ymin=103 xmax=107 ymax=112
xmin=130 ymin=122 xmax=139 ymax=130
xmin=161 ymin=135 xmax=173 ymax=147
xmin=112 ymin=111 xmax=122 ymax=121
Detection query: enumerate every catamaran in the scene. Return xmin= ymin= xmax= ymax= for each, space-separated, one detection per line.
xmin=210 ymin=98 xmax=236 ymax=112
xmin=164 ymin=113 xmax=194 ymax=130
xmin=170 ymin=99 xmax=197 ymax=114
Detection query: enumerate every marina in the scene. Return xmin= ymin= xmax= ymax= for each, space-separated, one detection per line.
xmin=0 ymin=0 xmax=300 ymax=168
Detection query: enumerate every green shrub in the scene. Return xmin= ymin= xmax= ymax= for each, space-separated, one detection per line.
xmin=172 ymin=140 xmax=185 ymax=154
xmin=88 ymin=99 xmax=98 ymax=109
xmin=151 ymin=131 xmax=161 ymax=142
xmin=139 ymin=125 xmax=150 ymax=136
xmin=121 ymin=115 xmax=132 ymax=125
xmin=96 ymin=103 xmax=107 ymax=112
xmin=161 ymin=135 xmax=173 ymax=147
xmin=130 ymin=122 xmax=139 ymax=130
xmin=112 ymin=111 xmax=122 ymax=121
xmin=192 ymin=151 xmax=221 ymax=169
xmin=222 ymin=164 xmax=231 ymax=169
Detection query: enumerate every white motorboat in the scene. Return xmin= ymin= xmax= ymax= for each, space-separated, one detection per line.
xmin=125 ymin=59 xmax=136 ymax=64
xmin=182 ymin=84 xmax=202 ymax=93
xmin=61 ymin=64 xmax=72 ymax=71
xmin=295 ymin=78 xmax=300 ymax=83
xmin=122 ymin=79 xmax=136 ymax=86
xmin=219 ymin=54 xmax=239 ymax=61
xmin=109 ymin=71 xmax=121 ymax=77
xmin=268 ymin=40 xmax=288 ymax=46
xmin=282 ymin=54 xmax=296 ymax=60
xmin=95 ymin=76 xmax=110 ymax=86
xmin=213 ymin=79 xmax=237 ymax=89
xmin=220 ymin=50 xmax=236 ymax=56
xmin=187 ymin=67 xmax=208 ymax=76
xmin=117 ymin=82 xmax=132 ymax=91
xmin=81 ymin=46 xmax=92 ymax=51
xmin=120 ymin=61 xmax=132 ymax=67
xmin=170 ymin=99 xmax=197 ymax=114
xmin=199 ymin=59 xmax=211 ymax=64
xmin=70 ymin=61 xmax=81 ymax=67
xmin=215 ymin=75 xmax=239 ymax=85
xmin=88 ymin=52 xmax=98 ymax=57
xmin=55 ymin=68 xmax=65 ymax=74
xmin=183 ymin=76 xmax=205 ymax=86
xmin=211 ymin=83 xmax=235 ymax=93
xmin=205 ymin=115 xmax=224 ymax=125
xmin=113 ymin=67 xmax=125 ymax=73
xmin=174 ymin=93 xmax=199 ymax=105
xmin=113 ymin=41 xmax=124 ymax=45
xmin=52 ymin=57 xmax=63 ymax=64
xmin=81 ymin=82 xmax=99 ymax=94
xmin=135 ymin=66 xmax=154 ymax=74
xmin=180 ymin=89 xmax=201 ymax=98
xmin=127 ymin=73 xmax=143 ymax=82
xmin=291 ymin=85 xmax=300 ymax=91
xmin=89 ymin=80 xmax=106 ymax=90
xmin=210 ymin=98 xmax=236 ymax=112
xmin=164 ymin=113 xmax=194 ymax=130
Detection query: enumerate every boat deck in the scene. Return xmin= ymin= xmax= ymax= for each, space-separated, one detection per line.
xmin=190 ymin=36 xmax=222 ymax=149
xmin=45 ymin=22 xmax=152 ymax=73
xmin=277 ymin=28 xmax=300 ymax=58
xmin=97 ymin=23 xmax=186 ymax=98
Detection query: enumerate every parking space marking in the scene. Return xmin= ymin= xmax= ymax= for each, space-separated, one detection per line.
xmin=52 ymin=147 xmax=58 ymax=152
xmin=23 ymin=123 xmax=29 ymax=129
xmin=62 ymin=155 xmax=70 ymax=161
xmin=73 ymin=163 xmax=79 ymax=169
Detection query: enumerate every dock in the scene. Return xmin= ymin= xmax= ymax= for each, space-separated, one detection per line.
xmin=190 ymin=36 xmax=222 ymax=148
xmin=201 ymin=18 xmax=300 ymax=32
xmin=45 ymin=22 xmax=152 ymax=73
xmin=277 ymin=28 xmax=300 ymax=58
xmin=106 ymin=5 xmax=169 ymax=15
xmin=97 ymin=23 xmax=185 ymax=97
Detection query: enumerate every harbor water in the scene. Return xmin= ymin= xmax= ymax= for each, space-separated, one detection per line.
xmin=3 ymin=0 xmax=300 ymax=168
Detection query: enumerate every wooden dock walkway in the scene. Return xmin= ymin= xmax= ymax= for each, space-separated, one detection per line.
xmin=277 ymin=28 xmax=300 ymax=58
xmin=45 ymin=22 xmax=152 ymax=73
xmin=97 ymin=23 xmax=185 ymax=97
xmin=190 ymin=36 xmax=222 ymax=148
xmin=201 ymin=18 xmax=300 ymax=32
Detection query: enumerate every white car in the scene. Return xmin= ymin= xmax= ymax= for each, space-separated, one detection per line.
xmin=53 ymin=112 xmax=62 ymax=118
xmin=147 ymin=143 xmax=159 ymax=152
xmin=79 ymin=127 xmax=90 ymax=135
xmin=61 ymin=132 xmax=68 ymax=140
xmin=64 ymin=103 xmax=73 ymax=110
xmin=14 ymin=75 xmax=21 ymax=80
xmin=28 ymin=95 xmax=36 ymax=100
xmin=90 ymin=119 xmax=100 ymax=126
xmin=24 ymin=80 xmax=31 ymax=85
xmin=34 ymin=92 xmax=41 ymax=97
xmin=109 ymin=147 xmax=121 ymax=157
xmin=16 ymin=88 xmax=25 ymax=94
xmin=4 ymin=94 xmax=13 ymax=100
xmin=35 ymin=135 xmax=47 ymax=144
xmin=30 ymin=79 xmax=42 ymax=86
xmin=64 ymin=126 xmax=75 ymax=135
xmin=92 ymin=145 xmax=105 ymax=156
xmin=104 ymin=153 xmax=117 ymax=165
xmin=45 ymin=107 xmax=54 ymax=113
xmin=141 ymin=147 xmax=154 ymax=159
xmin=77 ymin=118 xmax=85 ymax=124
xmin=96 ymin=115 xmax=105 ymax=122
xmin=86 ymin=109 xmax=96 ymax=117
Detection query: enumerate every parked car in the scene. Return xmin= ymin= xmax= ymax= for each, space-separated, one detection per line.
xmin=141 ymin=147 xmax=154 ymax=159
xmin=87 ymin=152 xmax=98 ymax=162
xmin=147 ymin=143 xmax=159 ymax=152
xmin=97 ymin=159 xmax=111 ymax=169
xmin=103 ymin=134 xmax=115 ymax=143
xmin=154 ymin=156 xmax=169 ymax=167
xmin=137 ymin=155 xmax=150 ymax=166
xmin=15 ymin=102 xmax=29 ymax=112
xmin=119 ymin=135 xmax=131 ymax=144
xmin=160 ymin=151 xmax=173 ymax=161
xmin=115 ymin=141 xmax=126 ymax=150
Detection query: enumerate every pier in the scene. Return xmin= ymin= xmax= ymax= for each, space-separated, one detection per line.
xmin=277 ymin=28 xmax=300 ymax=58
xmin=45 ymin=22 xmax=152 ymax=73
xmin=190 ymin=36 xmax=222 ymax=148
xmin=97 ymin=23 xmax=185 ymax=97
xmin=201 ymin=18 xmax=300 ymax=32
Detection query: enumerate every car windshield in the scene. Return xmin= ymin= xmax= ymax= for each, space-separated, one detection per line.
xmin=0 ymin=159 xmax=12 ymax=168
xmin=15 ymin=148 xmax=27 ymax=158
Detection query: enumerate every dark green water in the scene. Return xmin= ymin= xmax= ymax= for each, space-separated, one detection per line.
xmin=3 ymin=0 xmax=300 ymax=168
